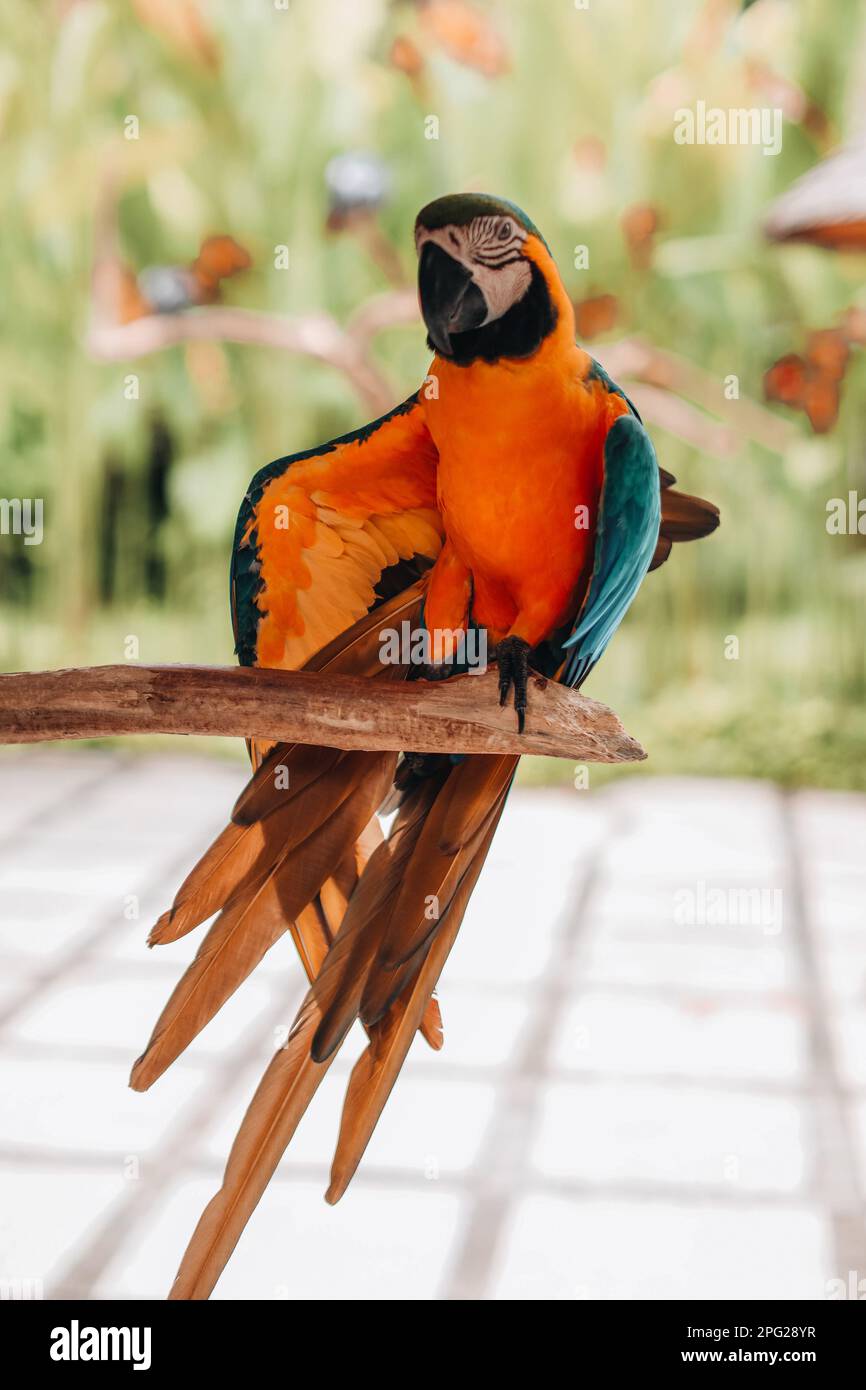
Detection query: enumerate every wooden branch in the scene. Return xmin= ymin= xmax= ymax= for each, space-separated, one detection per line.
xmin=0 ymin=665 xmax=646 ymax=764
xmin=346 ymin=287 xmax=419 ymax=348
xmin=623 ymin=383 xmax=740 ymax=460
xmin=86 ymin=307 xmax=396 ymax=415
xmin=88 ymin=167 xmax=413 ymax=414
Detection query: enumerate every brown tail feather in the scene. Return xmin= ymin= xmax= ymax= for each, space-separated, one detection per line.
xmin=649 ymin=533 xmax=673 ymax=571
xmin=374 ymin=754 xmax=516 ymax=975
xmin=150 ymin=746 xmax=346 ymax=946
xmin=165 ymin=779 xmax=443 ymax=1298
xmin=148 ymin=821 xmax=250 ymax=946
xmin=149 ymin=581 xmax=426 ymax=947
xmin=340 ymin=815 xmax=442 ymax=1046
xmin=166 ymin=774 xmax=497 ymax=1299
xmin=359 ymin=765 xmax=514 ymax=1026
xmin=148 ymin=576 xmax=496 ymax=1298
xmin=325 ymin=801 xmax=507 ymax=1205
xmin=288 ymin=901 xmax=332 ymax=979
xmin=419 ymin=992 xmax=444 ymax=1050
xmin=168 ymin=899 xmax=444 ymax=1300
xmin=650 ymin=484 xmax=719 ymax=572
xmin=130 ymin=753 xmax=395 ymax=1090
xmin=318 ymin=815 xmax=446 ymax=1047
xmin=230 ymin=743 xmax=342 ymax=827
xmin=308 ymin=774 xmax=445 ymax=1063
xmin=434 ymin=751 xmax=517 ymax=855
xmin=660 ymin=486 xmax=719 ymax=542
xmin=167 ymin=994 xmax=336 ymax=1301
xmin=140 ymin=586 xmax=438 ymax=1093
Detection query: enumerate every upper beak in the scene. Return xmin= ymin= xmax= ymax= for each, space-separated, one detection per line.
xmin=418 ymin=241 xmax=487 ymax=356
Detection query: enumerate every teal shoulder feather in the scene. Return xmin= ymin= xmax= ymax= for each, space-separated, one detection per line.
xmin=559 ymin=411 xmax=661 ymax=689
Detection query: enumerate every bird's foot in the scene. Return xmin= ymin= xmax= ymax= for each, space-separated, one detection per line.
xmin=495 ymin=636 xmax=531 ymax=733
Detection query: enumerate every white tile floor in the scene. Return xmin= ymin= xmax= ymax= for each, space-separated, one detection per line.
xmin=0 ymin=752 xmax=863 ymax=1300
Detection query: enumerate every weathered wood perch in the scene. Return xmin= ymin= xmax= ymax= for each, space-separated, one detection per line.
xmin=0 ymin=664 xmax=646 ymax=763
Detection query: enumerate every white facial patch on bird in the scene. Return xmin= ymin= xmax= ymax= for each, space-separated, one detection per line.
xmin=416 ymin=214 xmax=532 ymax=326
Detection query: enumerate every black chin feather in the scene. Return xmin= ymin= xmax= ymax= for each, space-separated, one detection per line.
xmin=428 ymin=263 xmax=557 ymax=366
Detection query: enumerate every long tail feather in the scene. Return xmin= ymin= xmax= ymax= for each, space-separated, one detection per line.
xmin=359 ymin=766 xmax=514 ymax=1026
xmin=150 ymin=746 xmax=345 ymax=946
xmin=309 ymin=775 xmax=444 ymax=1063
xmin=370 ymin=755 xmax=516 ymax=978
xmin=229 ymin=743 xmax=342 ymax=827
xmin=344 ymin=817 xmax=441 ymax=1049
xmin=325 ymin=804 xmax=506 ymax=1205
xmin=287 ymin=901 xmax=332 ymax=980
xmin=165 ymin=787 xmax=437 ymax=1300
xmin=149 ymin=584 xmax=426 ymax=950
xmin=146 ymin=576 xmax=468 ymax=1299
xmin=131 ymin=754 xmax=394 ymax=1090
xmin=166 ymin=785 xmax=488 ymax=1299
xmin=167 ymin=995 xmax=336 ymax=1301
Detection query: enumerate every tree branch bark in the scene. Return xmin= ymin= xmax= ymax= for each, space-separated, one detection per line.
xmin=86 ymin=307 xmax=396 ymax=415
xmin=0 ymin=664 xmax=646 ymax=763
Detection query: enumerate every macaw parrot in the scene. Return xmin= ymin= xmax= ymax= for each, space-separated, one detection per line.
xmin=131 ymin=193 xmax=719 ymax=1298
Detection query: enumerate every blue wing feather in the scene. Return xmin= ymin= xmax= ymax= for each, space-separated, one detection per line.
xmin=560 ymin=412 xmax=661 ymax=689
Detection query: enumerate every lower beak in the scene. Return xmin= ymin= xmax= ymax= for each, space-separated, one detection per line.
xmin=418 ymin=242 xmax=487 ymax=356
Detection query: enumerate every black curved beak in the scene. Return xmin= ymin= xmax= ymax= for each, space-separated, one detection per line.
xmin=418 ymin=241 xmax=487 ymax=356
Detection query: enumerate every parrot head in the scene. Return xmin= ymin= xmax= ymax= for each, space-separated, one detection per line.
xmin=415 ymin=193 xmax=558 ymax=365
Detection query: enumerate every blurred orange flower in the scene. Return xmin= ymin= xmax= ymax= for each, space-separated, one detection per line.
xmin=417 ymin=0 xmax=509 ymax=77
xmin=764 ymin=326 xmax=852 ymax=434
xmin=390 ymin=34 xmax=426 ymax=78
xmin=574 ymin=293 xmax=620 ymax=341
xmin=131 ymin=0 xmax=220 ymax=71
xmin=621 ymin=203 xmax=660 ymax=270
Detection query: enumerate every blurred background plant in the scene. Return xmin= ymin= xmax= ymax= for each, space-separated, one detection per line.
xmin=1 ymin=0 xmax=865 ymax=787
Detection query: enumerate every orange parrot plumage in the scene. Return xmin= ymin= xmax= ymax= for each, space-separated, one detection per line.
xmin=131 ymin=193 xmax=719 ymax=1298
xmin=423 ymin=233 xmax=626 ymax=657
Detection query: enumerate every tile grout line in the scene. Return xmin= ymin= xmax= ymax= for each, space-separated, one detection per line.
xmin=0 ymin=754 xmax=127 ymax=851
xmin=439 ymin=806 xmax=621 ymax=1301
xmin=7 ymin=764 xmax=863 ymax=1298
xmin=0 ymin=1035 xmax=830 ymax=1096
xmin=0 ymin=1141 xmax=822 ymax=1208
xmin=0 ymin=806 xmax=232 ymax=1033
xmin=780 ymin=788 xmax=865 ymax=1283
xmin=0 ymin=753 xmax=275 ymax=1297
xmin=48 ymin=983 xmax=300 ymax=1299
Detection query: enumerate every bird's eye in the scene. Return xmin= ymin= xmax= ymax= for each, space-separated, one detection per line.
xmin=498 ymin=220 xmax=512 ymax=240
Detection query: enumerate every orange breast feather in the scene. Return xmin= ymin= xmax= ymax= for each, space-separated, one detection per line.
xmin=422 ymin=241 xmax=625 ymax=646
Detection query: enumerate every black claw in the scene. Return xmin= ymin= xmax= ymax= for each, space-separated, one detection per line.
xmin=495 ymin=636 xmax=531 ymax=733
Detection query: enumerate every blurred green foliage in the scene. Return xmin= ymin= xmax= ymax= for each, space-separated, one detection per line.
xmin=1 ymin=0 xmax=865 ymax=786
